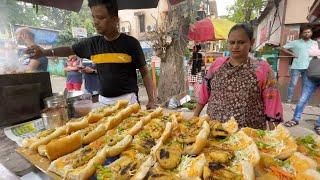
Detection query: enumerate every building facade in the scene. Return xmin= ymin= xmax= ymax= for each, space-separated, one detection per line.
xmin=118 ymin=0 xmax=218 ymax=62
xmin=255 ymin=0 xmax=320 ymax=105
xmin=308 ymin=0 xmax=320 ymax=23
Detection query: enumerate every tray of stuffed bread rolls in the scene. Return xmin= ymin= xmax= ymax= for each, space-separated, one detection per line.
xmin=17 ymin=100 xmax=320 ymax=180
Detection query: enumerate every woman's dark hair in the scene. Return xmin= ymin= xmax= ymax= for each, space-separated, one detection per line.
xmin=194 ymin=44 xmax=201 ymax=51
xmin=88 ymin=0 xmax=118 ymax=17
xmin=300 ymin=24 xmax=313 ymax=33
xmin=228 ymin=23 xmax=254 ymax=41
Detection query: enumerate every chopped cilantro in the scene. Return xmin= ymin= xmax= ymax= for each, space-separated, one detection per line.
xmin=299 ymin=135 xmax=315 ymax=145
xmin=94 ymin=163 xmax=102 ymax=168
xmin=256 ymin=141 xmax=270 ymax=149
xmin=297 ymin=135 xmax=320 ymax=156
xmin=95 ymin=163 xmax=113 ymax=180
xmin=217 ymin=136 xmax=229 ymax=142
xmin=256 ymin=130 xmax=266 ymax=137
xmin=184 ymin=120 xmax=192 ymax=127
xmin=140 ymin=131 xmax=151 ymax=138
xmin=117 ymin=126 xmax=125 ymax=132
xmin=276 ymin=159 xmax=290 ymax=167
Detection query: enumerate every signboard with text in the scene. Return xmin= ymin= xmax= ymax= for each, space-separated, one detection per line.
xmin=71 ymin=27 xmax=87 ymax=38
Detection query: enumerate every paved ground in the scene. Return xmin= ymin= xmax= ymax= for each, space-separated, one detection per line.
xmin=51 ymin=75 xmax=320 ymax=134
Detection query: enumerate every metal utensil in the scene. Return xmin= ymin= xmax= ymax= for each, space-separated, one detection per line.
xmin=63 ymin=88 xmax=68 ymax=99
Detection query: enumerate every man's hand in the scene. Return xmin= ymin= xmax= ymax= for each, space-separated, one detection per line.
xmin=81 ymin=66 xmax=95 ymax=73
xmin=280 ymin=47 xmax=297 ymax=58
xmin=25 ymin=45 xmax=45 ymax=59
xmin=139 ymin=65 xmax=157 ymax=110
xmin=290 ymin=53 xmax=298 ymax=58
xmin=146 ymin=101 xmax=157 ymax=110
xmin=25 ymin=46 xmax=75 ymax=58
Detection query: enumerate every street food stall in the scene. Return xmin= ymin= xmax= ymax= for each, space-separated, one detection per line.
xmin=1 ymin=1 xmax=320 ymax=180
xmin=204 ymin=51 xmax=223 ymax=63
xmin=11 ymin=101 xmax=320 ymax=179
xmin=1 ymin=49 xmax=320 ymax=180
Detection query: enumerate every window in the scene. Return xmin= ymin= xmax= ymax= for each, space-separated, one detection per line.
xmin=138 ymin=15 xmax=145 ymax=33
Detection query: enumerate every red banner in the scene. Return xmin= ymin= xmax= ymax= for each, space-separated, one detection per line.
xmin=169 ymin=0 xmax=185 ymax=5
xmin=259 ymin=26 xmax=268 ymax=44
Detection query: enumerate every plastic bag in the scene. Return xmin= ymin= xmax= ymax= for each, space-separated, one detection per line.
xmin=167 ymin=97 xmax=179 ymax=109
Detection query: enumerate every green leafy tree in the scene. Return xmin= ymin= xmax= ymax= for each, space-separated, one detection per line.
xmin=56 ymin=0 xmax=95 ymax=45
xmin=3 ymin=0 xmax=95 ymax=46
xmin=227 ymin=0 xmax=267 ymax=23
xmin=5 ymin=0 xmax=41 ymax=27
xmin=36 ymin=6 xmax=72 ymax=30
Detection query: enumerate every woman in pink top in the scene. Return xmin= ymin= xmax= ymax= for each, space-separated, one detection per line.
xmin=194 ymin=23 xmax=283 ymax=130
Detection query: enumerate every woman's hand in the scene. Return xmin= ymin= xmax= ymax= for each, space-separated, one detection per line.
xmin=193 ymin=103 xmax=205 ymax=117
xmin=146 ymin=101 xmax=157 ymax=110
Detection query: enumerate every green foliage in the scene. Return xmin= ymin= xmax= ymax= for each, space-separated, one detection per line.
xmin=227 ymin=0 xmax=267 ymax=23
xmin=184 ymin=48 xmax=191 ymax=59
xmin=220 ymin=41 xmax=228 ymax=51
xmin=56 ymin=30 xmax=78 ymax=46
xmin=5 ymin=0 xmax=41 ymax=27
xmin=181 ymin=99 xmax=197 ymax=110
xmin=57 ymin=0 xmax=96 ymax=45
xmin=3 ymin=0 xmax=95 ymax=46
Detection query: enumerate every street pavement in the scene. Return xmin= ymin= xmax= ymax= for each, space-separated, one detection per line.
xmin=50 ymin=75 xmax=320 ymax=135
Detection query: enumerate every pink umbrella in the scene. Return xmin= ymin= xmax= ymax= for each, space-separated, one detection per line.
xmin=188 ymin=18 xmax=236 ymax=42
xmin=188 ymin=18 xmax=215 ymax=42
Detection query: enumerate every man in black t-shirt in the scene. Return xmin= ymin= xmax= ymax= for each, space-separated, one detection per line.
xmin=26 ymin=0 xmax=156 ymax=109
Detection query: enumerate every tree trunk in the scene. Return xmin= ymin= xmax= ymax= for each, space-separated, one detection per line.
xmin=157 ymin=40 xmax=186 ymax=103
xmin=157 ymin=1 xmax=191 ymax=104
xmin=244 ymin=0 xmax=253 ymax=22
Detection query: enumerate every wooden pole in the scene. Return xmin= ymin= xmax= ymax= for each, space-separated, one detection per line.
xmin=151 ymin=61 xmax=157 ymax=101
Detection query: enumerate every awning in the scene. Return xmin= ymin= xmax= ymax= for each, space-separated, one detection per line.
xmin=308 ymin=0 xmax=320 ymax=22
xmin=17 ymin=0 xmax=160 ymax=12
xmin=18 ymin=0 xmax=84 ymax=12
